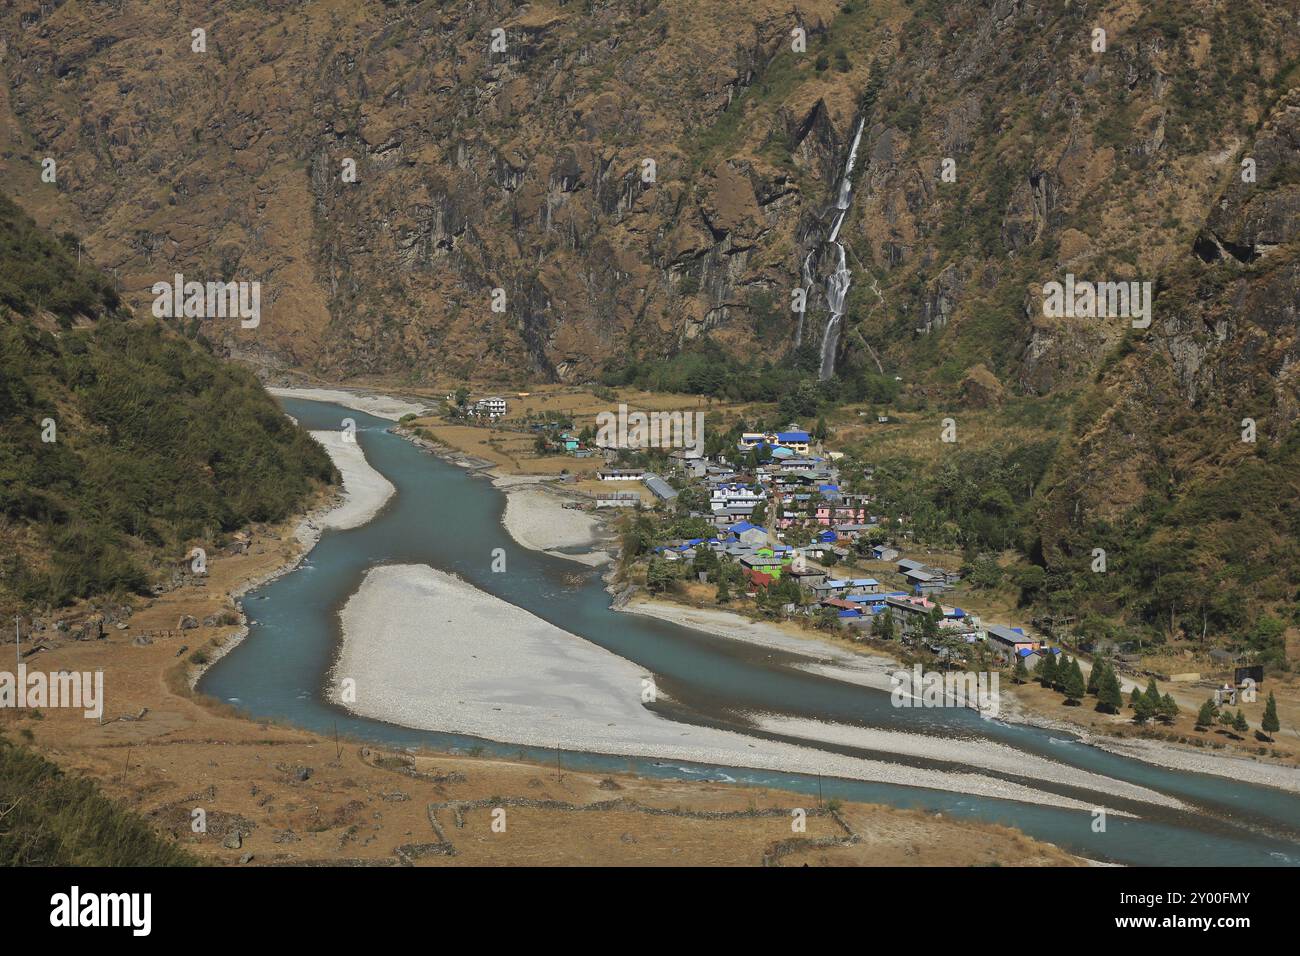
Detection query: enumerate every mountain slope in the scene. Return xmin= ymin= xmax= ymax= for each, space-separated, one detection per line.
xmin=0 ymin=193 xmax=335 ymax=610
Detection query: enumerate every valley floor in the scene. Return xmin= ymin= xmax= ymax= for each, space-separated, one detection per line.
xmin=1 ymin=391 xmax=1080 ymax=867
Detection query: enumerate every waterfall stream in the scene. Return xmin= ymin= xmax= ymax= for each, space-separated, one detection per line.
xmin=813 ymin=116 xmax=866 ymax=380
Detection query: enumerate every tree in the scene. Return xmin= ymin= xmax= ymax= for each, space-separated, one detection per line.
xmin=1062 ymin=659 xmax=1086 ymax=704
xmin=771 ymin=574 xmax=802 ymax=607
xmin=715 ymin=575 xmax=731 ymax=604
xmin=1233 ymin=709 xmax=1250 ymax=736
xmin=873 ymin=608 xmax=896 ymax=641
xmin=1143 ymin=677 xmax=1162 ymax=714
xmin=1012 ymin=565 xmax=1047 ymax=605
xmin=646 ymin=558 xmax=676 ymax=594
xmin=1261 ymin=692 xmax=1280 ymax=739
xmin=1038 ymin=651 xmax=1058 ymax=688
xmin=1070 ymin=657 xmax=1085 ymax=692
xmin=1012 ymin=654 xmax=1029 ymax=685
xmin=1195 ymin=699 xmax=1216 ymax=730
xmin=1097 ymin=664 xmax=1123 ymax=714
xmin=692 ymin=547 xmax=718 ymax=579
xmin=1086 ymin=658 xmax=1102 ymax=696
xmin=963 ymin=556 xmax=1002 ymax=590
xmin=1158 ymin=693 xmax=1179 ymax=724
xmin=1131 ymin=688 xmax=1154 ymax=724
xmin=917 ymin=606 xmax=943 ymax=646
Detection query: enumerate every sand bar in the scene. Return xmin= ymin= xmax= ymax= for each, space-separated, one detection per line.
xmin=328 ymin=564 xmax=1179 ymax=813
xmin=308 ymin=430 xmax=396 ymax=532
xmin=269 ymin=386 xmax=429 ymax=421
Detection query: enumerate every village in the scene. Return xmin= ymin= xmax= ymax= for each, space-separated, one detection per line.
xmin=428 ymin=390 xmax=1287 ymax=748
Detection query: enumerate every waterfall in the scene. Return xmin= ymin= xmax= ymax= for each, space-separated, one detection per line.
xmin=815 ymin=116 xmax=866 ymax=381
xmin=794 ymin=250 xmax=815 ymax=347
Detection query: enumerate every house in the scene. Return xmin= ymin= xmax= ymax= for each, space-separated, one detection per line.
xmin=643 ymin=474 xmax=678 ymax=502
xmin=727 ymin=522 xmax=769 ymax=547
xmin=710 ymin=484 xmax=765 ymax=509
xmin=882 ymin=596 xmax=944 ymax=638
xmin=472 ymin=396 xmax=507 ymax=419
xmin=810 ymin=580 xmax=852 ymax=600
xmin=821 ymin=598 xmax=863 ymax=619
xmin=676 ymin=456 xmax=708 ymax=478
xmin=739 ymin=548 xmax=791 ymax=578
xmin=833 ymin=523 xmax=874 ymax=538
xmin=788 ymin=567 xmax=827 ymax=589
xmin=905 ymin=568 xmax=950 ymax=595
xmin=897 ymin=558 xmax=928 ymax=574
xmin=598 ymin=468 xmax=645 ymax=481
xmin=737 ymin=428 xmax=811 ymax=456
xmin=931 ymin=566 xmax=962 ymax=586
xmin=985 ymin=625 xmax=1039 ymax=655
xmin=595 ymin=492 xmax=640 ymax=509
xmin=871 ymin=545 xmax=899 ymax=562
xmin=781 ymin=457 xmax=820 ymax=472
xmin=713 ymin=504 xmax=756 ymax=525
xmin=840 ymin=578 xmax=880 ymax=594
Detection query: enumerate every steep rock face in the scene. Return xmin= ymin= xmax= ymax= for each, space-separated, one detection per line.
xmin=0 ymin=0 xmax=864 ymax=384
xmin=1034 ymin=90 xmax=1300 ymax=625
xmin=1 ymin=0 xmax=1296 ymax=405
xmin=844 ymin=0 xmax=1297 ymax=398
xmin=1198 ymin=101 xmax=1300 ymax=263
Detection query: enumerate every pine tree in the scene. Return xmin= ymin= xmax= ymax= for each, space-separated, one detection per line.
xmin=1097 ymin=664 xmax=1123 ymax=714
xmin=1086 ymin=658 xmax=1101 ymax=696
xmin=1143 ymin=677 xmax=1162 ymax=712
xmin=1261 ymin=692 xmax=1280 ymax=738
xmin=1038 ymin=651 xmax=1058 ymax=688
xmin=1131 ymin=688 xmax=1154 ymax=724
xmin=1195 ymin=699 xmax=1216 ymax=729
xmin=874 ymin=608 xmax=896 ymax=641
xmin=1159 ymin=693 xmax=1179 ymax=724
xmin=1012 ymin=654 xmax=1029 ymax=685
xmin=1062 ymin=660 xmax=1086 ymax=704
xmin=715 ymin=575 xmax=730 ymax=604
xmin=1233 ymin=709 xmax=1250 ymax=735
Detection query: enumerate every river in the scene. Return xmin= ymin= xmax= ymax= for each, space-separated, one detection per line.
xmin=199 ymin=398 xmax=1300 ymax=866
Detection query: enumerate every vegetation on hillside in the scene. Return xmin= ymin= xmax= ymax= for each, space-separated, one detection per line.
xmin=0 ymin=194 xmax=336 ymax=608
xmin=0 ymin=733 xmax=194 ymax=866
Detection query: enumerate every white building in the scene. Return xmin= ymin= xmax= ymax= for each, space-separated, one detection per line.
xmin=474 ymin=396 xmax=507 ymax=419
